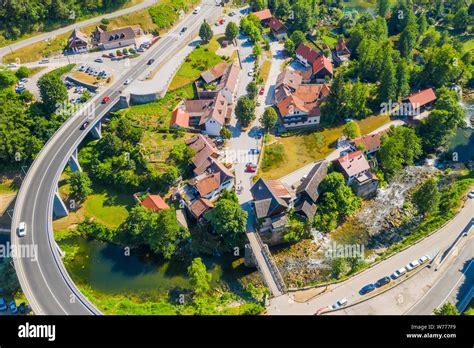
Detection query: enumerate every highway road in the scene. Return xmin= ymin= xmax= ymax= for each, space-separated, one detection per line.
xmin=0 ymin=0 xmax=159 ymax=61
xmin=10 ymin=1 xmax=221 ymax=315
xmin=267 ymin=198 xmax=474 ymax=315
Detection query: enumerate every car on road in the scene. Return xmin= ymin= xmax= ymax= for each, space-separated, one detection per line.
xmin=0 ymin=298 xmax=7 ymax=311
xmin=392 ymin=267 xmax=407 ymax=279
xmin=124 ymin=79 xmax=131 ymax=85
xmin=359 ymin=283 xmax=376 ymax=295
xmin=17 ymin=222 xmax=27 ymax=237
xmin=259 ymin=87 xmax=265 ymax=95
xmin=193 ymin=6 xmax=201 ymax=14
xmin=9 ymin=300 xmax=18 ymax=314
xmin=219 ymin=19 xmax=225 ymax=25
xmin=375 ymin=276 xmax=391 ymax=287
xmin=256 ymin=131 xmax=263 ymax=139
xmin=256 ymin=100 xmax=261 ymax=106
xmin=7 ymin=63 xmax=18 ymax=68
xmin=330 ymin=298 xmax=348 ymax=309
xmin=137 ymin=48 xmax=145 ymax=52
xmin=20 ymin=78 xmax=28 ymax=83
xmin=80 ymin=121 xmax=90 ymax=130
xmin=246 ymin=165 xmax=256 ymax=173
xmin=406 ymin=260 xmax=420 ymax=271
xmin=39 ymin=59 xmax=49 ymax=64
xmin=180 ymin=27 xmax=188 ymax=34
xmin=419 ymin=255 xmax=431 ymax=264
xmin=102 ymin=96 xmax=110 ymax=103
xmin=147 ymin=59 xmax=155 ymax=65
xmin=468 ymin=190 xmax=474 ymax=199
xmin=94 ymin=58 xmax=103 ymax=63
xmin=245 ymin=162 xmax=257 ymax=168
xmin=248 ymin=69 xmax=254 ymax=76
xmin=249 ymin=148 xmax=259 ymax=155
xmin=229 ymin=11 xmax=236 ymax=16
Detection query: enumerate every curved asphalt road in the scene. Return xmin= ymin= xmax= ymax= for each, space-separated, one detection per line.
xmin=10 ymin=1 xmax=220 ymax=315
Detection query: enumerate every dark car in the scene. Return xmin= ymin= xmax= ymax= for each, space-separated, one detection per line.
xmin=80 ymin=121 xmax=90 ymax=130
xmin=375 ymin=276 xmax=391 ymax=288
xmin=9 ymin=300 xmax=18 ymax=314
xmin=18 ymin=302 xmax=26 ymax=314
xmin=147 ymin=59 xmax=155 ymax=65
xmin=180 ymin=27 xmax=188 ymax=34
xmin=359 ymin=284 xmax=376 ymax=295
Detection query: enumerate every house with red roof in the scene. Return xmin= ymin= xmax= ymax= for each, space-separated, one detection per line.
xmin=402 ymin=88 xmax=437 ymax=117
xmin=350 ymin=131 xmax=387 ymax=157
xmin=67 ymin=28 xmax=90 ymax=53
xmin=312 ymin=55 xmax=333 ymax=81
xmin=267 ymin=17 xmax=287 ymax=40
xmin=252 ymin=9 xmax=273 ymax=24
xmin=296 ymin=43 xmax=320 ymax=68
xmin=140 ymin=194 xmax=170 ymax=212
xmin=334 ymin=151 xmax=379 ymax=198
xmin=295 ymin=43 xmax=333 ymax=82
xmin=334 ymin=38 xmax=351 ymax=66
xmin=170 ymin=107 xmax=190 ymax=129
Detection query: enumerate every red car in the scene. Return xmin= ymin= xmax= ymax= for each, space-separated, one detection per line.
xmin=102 ymin=96 xmax=110 ymax=103
xmin=246 ymin=165 xmax=256 ymax=173
xmin=259 ymin=87 xmax=265 ymax=95
xmin=219 ymin=19 xmax=225 ymax=25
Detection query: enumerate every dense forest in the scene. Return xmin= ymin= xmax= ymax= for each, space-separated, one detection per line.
xmin=0 ymin=0 xmax=128 ymax=40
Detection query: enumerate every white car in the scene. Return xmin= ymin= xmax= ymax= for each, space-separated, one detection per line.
xmin=248 ymin=69 xmax=254 ymax=76
xmin=20 ymin=78 xmax=28 ymax=83
xmin=17 ymin=222 xmax=27 ymax=237
xmin=124 ymin=79 xmax=131 ymax=85
xmin=7 ymin=63 xmax=18 ymax=68
xmin=419 ymin=255 xmax=431 ymax=264
xmin=193 ymin=6 xmax=201 ymax=14
xmin=406 ymin=260 xmax=420 ymax=271
xmin=330 ymin=298 xmax=348 ymax=309
xmin=392 ymin=267 xmax=407 ymax=279
xmin=94 ymin=58 xmax=103 ymax=63
xmin=467 ymin=190 xmax=474 ymax=199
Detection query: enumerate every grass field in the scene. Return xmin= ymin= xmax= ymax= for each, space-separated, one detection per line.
xmin=259 ymin=60 xmax=272 ymax=85
xmin=258 ymin=114 xmax=391 ymax=180
xmin=54 ymin=183 xmax=134 ymax=231
xmin=120 ymin=83 xmax=195 ymax=128
xmin=169 ymin=36 xmax=225 ymax=91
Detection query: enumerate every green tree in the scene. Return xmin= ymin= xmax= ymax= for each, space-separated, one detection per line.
xmin=417 ymin=12 xmax=428 ymax=36
xmin=235 ymin=96 xmax=256 ymax=127
xmin=260 ymin=107 xmax=278 ymax=131
xmin=377 ymin=0 xmax=390 ymax=17
xmin=225 ymin=21 xmax=239 ymax=41
xmin=284 ymin=38 xmax=296 ymax=56
xmin=378 ymin=43 xmax=397 ymax=103
xmin=342 ymin=121 xmax=361 ymax=139
xmin=0 ymin=257 xmax=20 ymax=295
xmin=199 ymin=20 xmax=213 ymax=42
xmin=283 ymin=216 xmax=307 ymax=243
xmin=187 ymin=257 xmax=212 ymax=296
xmin=290 ymin=0 xmax=315 ymax=32
xmin=0 ymin=69 xmax=17 ymax=88
xmin=253 ymin=44 xmax=262 ymax=57
xmin=205 ymin=198 xmax=248 ymax=247
xmin=15 ymin=66 xmax=31 ymax=79
xmin=321 ymin=73 xmax=349 ymax=124
xmin=452 ymin=7 xmax=468 ymax=32
xmin=68 ymin=171 xmax=92 ymax=202
xmin=433 ymin=302 xmax=459 ymax=315
xmin=412 ymin=178 xmax=440 ymax=216
xmin=417 ymin=110 xmax=455 ymax=153
xmin=251 ymin=0 xmax=266 ymax=11
xmin=38 ymin=73 xmax=68 ymax=114
xmin=246 ymin=81 xmax=258 ymax=99
xmin=398 ymin=19 xmax=418 ymax=59
xmin=220 ymin=126 xmax=232 ymax=139
xmin=395 ymin=58 xmax=410 ymax=99
xmin=290 ymin=30 xmax=305 ymax=48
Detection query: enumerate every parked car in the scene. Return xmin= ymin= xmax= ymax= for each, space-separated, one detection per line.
xmin=249 ymin=148 xmax=259 ymax=155
xmin=17 ymin=222 xmax=27 ymax=237
xmin=375 ymin=276 xmax=391 ymax=288
xmin=219 ymin=19 xmax=225 ymax=25
xmin=468 ymin=190 xmax=474 ymax=199
xmin=330 ymin=298 xmax=348 ymax=309
xmin=180 ymin=27 xmax=188 ymax=34
xmin=20 ymin=78 xmax=28 ymax=83
xmin=94 ymin=58 xmax=103 ymax=63
xmin=229 ymin=11 xmax=236 ymax=16
xmin=9 ymin=300 xmax=18 ymax=314
xmin=245 ymin=162 xmax=257 ymax=168
xmin=18 ymin=302 xmax=26 ymax=314
xmin=0 ymin=298 xmax=7 ymax=311
xmin=137 ymin=48 xmax=145 ymax=53
xmin=39 ymin=59 xmax=49 ymax=64
xmin=359 ymin=283 xmax=376 ymax=295
xmin=248 ymin=69 xmax=254 ymax=76
xmin=259 ymin=87 xmax=265 ymax=95
xmin=7 ymin=63 xmax=18 ymax=68
xmin=392 ymin=267 xmax=407 ymax=279
xmin=406 ymin=260 xmax=420 ymax=271
xmin=419 ymin=255 xmax=431 ymax=264
xmin=147 ymin=59 xmax=155 ymax=65
xmin=80 ymin=121 xmax=90 ymax=130
xmin=124 ymin=79 xmax=131 ymax=85
xmin=193 ymin=6 xmax=201 ymax=14
xmin=246 ymin=165 xmax=256 ymax=173
xmin=102 ymin=96 xmax=110 ymax=103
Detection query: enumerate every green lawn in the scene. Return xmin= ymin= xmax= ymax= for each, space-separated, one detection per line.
xmin=0 ymin=182 xmax=16 ymax=194
xmin=169 ymin=35 xmax=225 ymax=91
xmin=120 ymin=83 xmax=196 ymax=128
xmin=258 ymin=114 xmax=391 ymax=180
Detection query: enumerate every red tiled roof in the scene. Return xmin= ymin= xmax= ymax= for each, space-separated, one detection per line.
xmin=199 ymin=92 xmax=228 ymax=126
xmin=295 ymin=43 xmax=320 ymax=65
xmin=403 ymin=88 xmax=437 ymax=108
xmin=141 ymin=195 xmax=170 ymax=212
xmin=335 ymin=150 xmax=370 ymax=178
xmin=194 ymin=172 xmax=221 ymax=196
xmin=312 ymin=55 xmax=333 ymax=76
xmin=170 ymin=107 xmax=189 ymax=128
xmin=352 ymin=131 xmax=387 ymax=151
xmin=277 ymin=94 xmax=308 ymax=116
xmin=335 ymin=38 xmax=350 ymax=55
xmin=268 ymin=17 xmax=286 ymax=32
xmin=189 ymin=198 xmax=214 ymax=219
xmin=201 ymin=62 xmax=228 ymax=84
xmin=218 ymin=63 xmax=240 ymax=93
xmin=253 ymin=9 xmax=272 ymax=21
